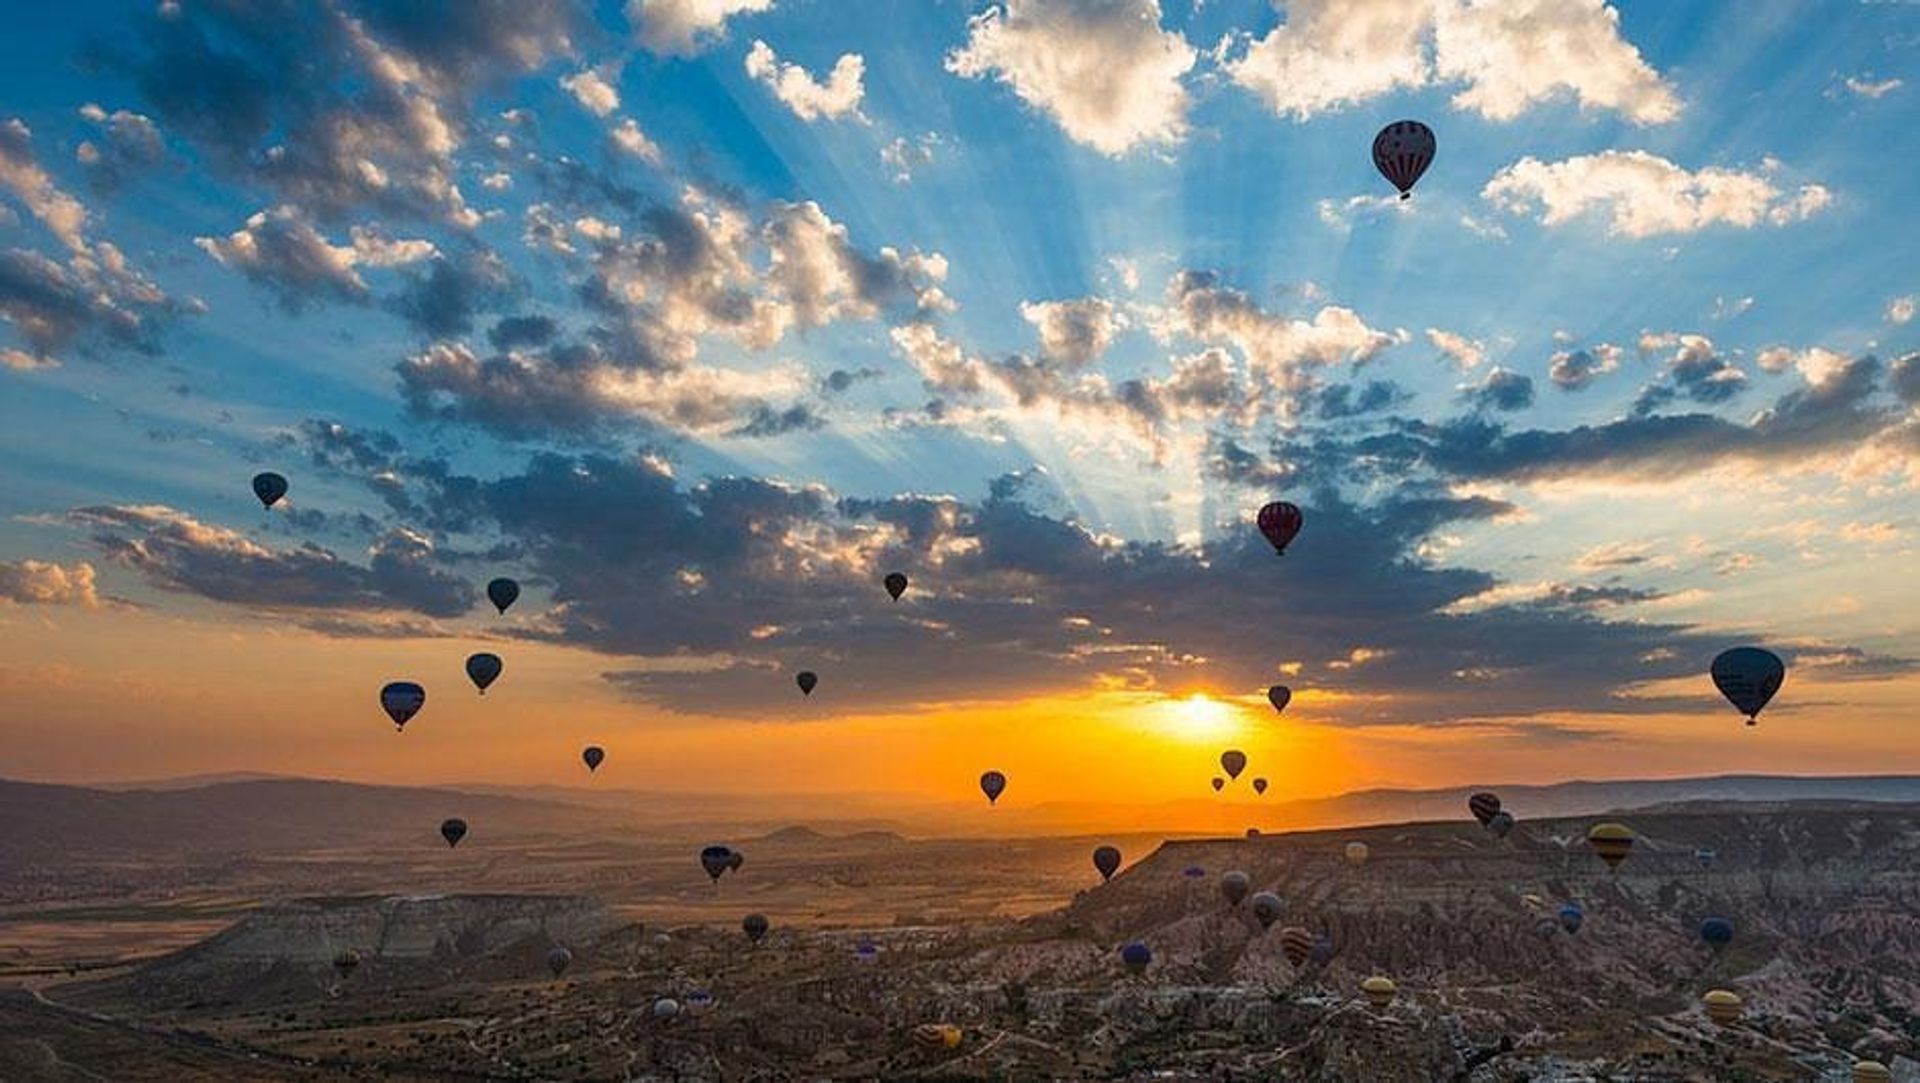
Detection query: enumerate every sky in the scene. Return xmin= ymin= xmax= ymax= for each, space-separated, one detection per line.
xmin=1 ymin=0 xmax=1917 ymax=823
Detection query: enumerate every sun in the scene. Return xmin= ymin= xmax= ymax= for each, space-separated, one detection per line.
xmin=1154 ymin=693 xmax=1240 ymax=744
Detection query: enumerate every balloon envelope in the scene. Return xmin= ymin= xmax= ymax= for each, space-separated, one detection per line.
xmin=1252 ymin=777 xmax=1269 ymax=795
xmin=884 ymin=572 xmax=908 ymax=600
xmin=699 ymin=844 xmax=734 ymax=881
xmin=1702 ymin=989 xmax=1742 ymax=1025
xmin=251 ymin=471 xmax=288 ymax=508
xmin=1210 ymin=776 xmax=1225 ymax=792
xmin=1558 ymin=903 xmax=1584 ymax=935
xmin=1700 ymin=917 xmax=1734 ymax=951
xmin=1587 ymin=822 xmax=1635 ymax=870
xmin=332 ymin=948 xmax=360 ymax=977
xmin=1092 ymin=845 xmax=1122 ymax=882
xmin=1279 ymin=926 xmax=1313 ymax=967
xmin=1487 ymin=811 xmax=1515 ymax=839
xmin=1468 ymin=792 xmax=1501 ymax=826
xmin=1266 ymin=685 xmax=1291 ymax=714
xmin=742 ymin=913 xmax=769 ymax=943
xmin=485 ymin=577 xmax=519 ymax=614
xmin=465 ymin=653 xmax=502 ymax=693
xmin=379 ymin=681 xmax=426 ymax=729
xmin=796 ymin=670 xmax=817 ymax=696
xmin=1372 ymin=120 xmax=1435 ymax=198
xmin=1119 ymin=941 xmax=1151 ymax=974
xmin=1344 ymin=841 xmax=1370 ymax=867
xmin=1256 ymin=501 xmax=1303 ymax=554
xmin=1694 ymin=847 xmax=1717 ymax=870
xmin=1220 ymin=870 xmax=1250 ymax=906
xmin=652 ymin=998 xmax=680 ymax=1021
xmin=439 ymin=818 xmax=467 ymax=848
xmin=582 ymin=745 xmax=604 ymax=772
xmin=1251 ymin=891 xmax=1286 ymax=930
xmin=979 ymin=770 xmax=1007 ymax=804
xmin=1711 ymin=647 xmax=1785 ymax=722
xmin=1854 ymin=1062 xmax=1894 ymax=1083
xmin=1220 ymin=750 xmax=1247 ymax=779
xmin=546 ymin=946 xmax=572 ymax=977
xmin=1361 ymin=975 xmax=1398 ymax=1009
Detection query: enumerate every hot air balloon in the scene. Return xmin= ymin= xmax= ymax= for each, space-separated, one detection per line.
xmin=854 ymin=940 xmax=880 ymax=964
xmin=582 ymin=746 xmax=604 ymax=773
xmin=1220 ymin=750 xmax=1247 ymax=780
xmin=1253 ymin=777 xmax=1269 ymax=795
xmin=1251 ymin=892 xmax=1286 ymax=930
xmin=1246 ymin=827 xmax=1262 ymax=839
xmin=379 ymin=681 xmax=426 ymax=730
xmin=546 ymin=946 xmax=572 ymax=978
xmin=699 ymin=845 xmax=734 ymax=882
xmin=1119 ymin=941 xmax=1152 ymax=975
xmin=912 ymin=1023 xmax=962 ymax=1049
xmin=652 ymin=998 xmax=681 ymax=1022
xmin=884 ymin=572 xmax=908 ymax=600
xmin=465 ymin=652 xmax=502 ymax=694
xmin=1533 ymin=916 xmax=1562 ymax=939
xmin=1310 ymin=934 xmax=1336 ymax=965
xmin=1220 ymin=870 xmax=1251 ymax=906
xmin=251 ymin=471 xmax=288 ymax=509
xmin=1182 ymin=864 xmax=1206 ymax=880
xmin=1694 ymin=847 xmax=1717 ymax=871
xmin=728 ymin=850 xmax=744 ymax=873
xmin=332 ymin=948 xmax=360 ymax=980
xmin=440 ymin=818 xmax=467 ymax=848
xmin=1710 ymin=647 xmax=1785 ymax=724
xmin=1700 ymin=917 xmax=1734 ymax=953
xmin=1702 ymin=989 xmax=1742 ymax=1026
xmin=1093 ymin=845 xmax=1122 ymax=882
xmin=742 ymin=913 xmax=769 ymax=944
xmin=1279 ymin=926 xmax=1313 ymax=968
xmin=686 ymin=990 xmax=715 ymax=1015
xmin=1587 ymin=822 xmax=1634 ymax=871
xmin=1521 ymin=894 xmax=1547 ymax=913
xmin=795 ymin=670 xmax=818 ymax=696
xmin=1854 ymin=1062 xmax=1894 ymax=1083
xmin=486 ymin=577 xmax=519 ymax=614
xmin=1210 ymin=777 xmax=1225 ymax=792
xmin=1256 ymin=501 xmax=1303 ymax=555
xmin=1267 ymin=685 xmax=1291 ymax=714
xmin=1487 ymin=811 xmax=1515 ymax=840
xmin=1371 ymin=120 xmax=1435 ymax=200
xmin=979 ymin=770 xmax=1007 ymax=805
xmin=1361 ymin=975 xmax=1398 ymax=1010
xmin=1468 ymin=792 xmax=1501 ymax=827
xmin=1344 ymin=842 xmax=1370 ymax=867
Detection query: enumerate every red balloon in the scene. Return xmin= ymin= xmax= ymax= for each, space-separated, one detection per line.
xmin=1257 ymin=502 xmax=1303 ymax=555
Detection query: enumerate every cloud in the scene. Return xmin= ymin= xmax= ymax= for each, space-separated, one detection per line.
xmin=1162 ymin=270 xmax=1399 ymax=388
xmin=946 ymin=0 xmax=1196 ymax=156
xmin=1886 ymin=295 xmax=1915 ymax=326
xmin=1316 ymin=379 xmax=1409 ymax=420
xmin=0 ymin=559 xmax=100 ymax=607
xmin=881 ymin=133 xmax=939 ymax=184
xmin=1837 ymin=75 xmax=1902 ymax=100
xmin=74 ymin=104 xmax=166 ymax=190
xmin=610 ymin=117 xmax=664 ymax=164
xmin=1427 ymin=327 xmax=1485 ymax=370
xmin=1484 ymin=151 xmax=1832 ymax=237
xmin=386 ymin=246 xmax=515 ymax=338
xmin=744 ymin=40 xmax=865 ymax=122
xmin=69 ymin=505 xmax=474 ymax=617
xmin=196 ymin=206 xmax=436 ymax=310
xmin=1022 ymin=297 xmax=1119 ymax=367
xmin=1891 ymin=353 xmax=1920 ymax=406
xmin=1224 ymin=0 xmax=1676 ymax=124
xmin=628 ymin=0 xmax=771 ymax=57
xmin=1548 ymin=343 xmax=1621 ymax=390
xmin=0 ymin=119 xmax=91 ymax=253
xmin=560 ymin=68 xmax=621 ymax=116
xmin=1462 ymin=366 xmax=1535 ymax=412
xmin=0 ymin=244 xmax=177 ymax=368
xmin=1631 ymin=332 xmax=1744 ymax=412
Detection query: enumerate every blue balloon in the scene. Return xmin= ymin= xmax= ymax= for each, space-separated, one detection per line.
xmin=1700 ymin=917 xmax=1735 ymax=951
xmin=1558 ymin=902 xmax=1584 ymax=935
xmin=1119 ymin=942 xmax=1152 ymax=974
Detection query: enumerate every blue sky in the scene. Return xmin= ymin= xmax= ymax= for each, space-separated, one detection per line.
xmin=2 ymin=0 xmax=1917 ymax=787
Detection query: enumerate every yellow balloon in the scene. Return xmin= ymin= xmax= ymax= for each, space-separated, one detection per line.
xmin=1344 ymin=842 xmax=1369 ymax=867
xmin=1852 ymin=1062 xmax=1892 ymax=1083
xmin=1586 ymin=822 xmax=1635 ymax=870
xmin=1702 ymin=989 xmax=1742 ymax=1026
xmin=1361 ymin=975 xmax=1397 ymax=1010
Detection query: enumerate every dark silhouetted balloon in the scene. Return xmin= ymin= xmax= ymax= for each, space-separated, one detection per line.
xmin=1310 ymin=933 xmax=1336 ymax=965
xmin=1120 ymin=941 xmax=1151 ymax=975
xmin=980 ymin=770 xmax=1006 ymax=805
xmin=582 ymin=745 xmax=604 ymax=773
xmin=884 ymin=572 xmax=908 ymax=600
xmin=486 ymin=577 xmax=520 ymax=614
xmin=546 ymin=946 xmax=572 ymax=977
xmin=1182 ymin=864 xmax=1206 ymax=880
xmin=1279 ymin=926 xmax=1313 ymax=967
xmin=1251 ymin=891 xmax=1286 ymax=930
xmin=1700 ymin=917 xmax=1734 ymax=952
xmin=1253 ymin=777 xmax=1269 ymax=795
xmin=1468 ymin=791 xmax=1501 ymax=827
xmin=1694 ymin=847 xmax=1717 ymax=871
xmin=1210 ymin=776 xmax=1225 ymax=792
xmin=1092 ymin=845 xmax=1121 ymax=882
xmin=796 ymin=671 xmax=817 ymax=696
xmin=1487 ymin=810 xmax=1515 ymax=839
xmin=1558 ymin=902 xmax=1584 ymax=935
xmin=742 ymin=913 xmax=769 ymax=943
xmin=1372 ymin=120 xmax=1435 ymax=199
xmin=1710 ymin=647 xmax=1784 ymax=724
xmin=1267 ymin=684 xmax=1291 ymax=714
xmin=440 ymin=818 xmax=467 ymax=848
xmin=380 ymin=681 xmax=425 ymax=730
xmin=700 ymin=845 xmax=734 ymax=882
xmin=1256 ymin=501 xmax=1303 ymax=554
xmin=333 ymin=948 xmax=360 ymax=979
xmin=1220 ymin=870 xmax=1250 ymax=906
xmin=1220 ymin=749 xmax=1247 ymax=779
xmin=465 ymin=653 xmax=502 ymax=694
xmin=728 ymin=850 xmax=744 ymax=873
xmin=251 ymin=471 xmax=288 ymax=508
